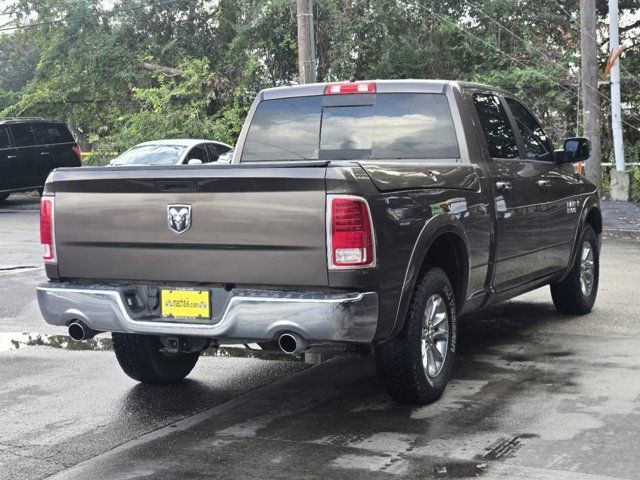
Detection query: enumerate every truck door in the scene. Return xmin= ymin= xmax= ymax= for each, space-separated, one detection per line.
xmin=0 ymin=126 xmax=18 ymax=192
xmin=503 ymin=97 xmax=578 ymax=275
xmin=471 ymin=92 xmax=546 ymax=292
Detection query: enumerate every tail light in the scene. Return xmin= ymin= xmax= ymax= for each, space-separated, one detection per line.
xmin=328 ymin=195 xmax=375 ymax=269
xmin=72 ymin=145 xmax=82 ymax=165
xmin=40 ymin=198 xmax=56 ymax=262
xmin=324 ymin=82 xmax=376 ymax=95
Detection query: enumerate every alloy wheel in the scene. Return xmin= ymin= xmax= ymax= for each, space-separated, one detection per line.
xmin=580 ymin=241 xmax=595 ymax=297
xmin=421 ymin=294 xmax=449 ymax=378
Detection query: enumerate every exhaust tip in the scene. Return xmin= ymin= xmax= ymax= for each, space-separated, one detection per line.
xmin=277 ymin=333 xmax=307 ymax=354
xmin=68 ymin=321 xmax=100 ymax=341
xmin=68 ymin=322 xmax=86 ymax=341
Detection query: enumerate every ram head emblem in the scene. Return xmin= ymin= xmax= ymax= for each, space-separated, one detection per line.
xmin=167 ymin=205 xmax=192 ymax=235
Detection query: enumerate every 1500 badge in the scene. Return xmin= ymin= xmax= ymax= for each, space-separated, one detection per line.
xmin=567 ymin=200 xmax=579 ymax=214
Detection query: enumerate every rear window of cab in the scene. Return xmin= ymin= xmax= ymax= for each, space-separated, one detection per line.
xmin=241 ymin=93 xmax=460 ymax=162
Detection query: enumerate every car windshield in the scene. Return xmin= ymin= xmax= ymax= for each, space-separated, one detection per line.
xmin=111 ymin=145 xmax=186 ymax=165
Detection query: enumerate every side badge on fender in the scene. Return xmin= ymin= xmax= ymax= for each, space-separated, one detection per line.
xmin=567 ymin=200 xmax=579 ymax=214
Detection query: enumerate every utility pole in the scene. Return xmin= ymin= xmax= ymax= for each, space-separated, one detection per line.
xmin=580 ymin=0 xmax=602 ymax=194
xmin=608 ymin=0 xmax=629 ymax=200
xmin=296 ymin=0 xmax=317 ymax=84
xmin=297 ymin=0 xmax=320 ymax=364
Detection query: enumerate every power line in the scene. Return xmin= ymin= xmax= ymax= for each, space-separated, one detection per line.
xmin=407 ymin=3 xmax=577 ymax=87
xmin=463 ymin=0 xmax=571 ymax=76
xmin=619 ymin=58 xmax=640 ymax=88
xmin=403 ymin=0 xmax=640 ymax=130
xmin=550 ymin=0 xmax=577 ymax=24
xmin=548 ymin=0 xmax=640 ymax=127
xmin=460 ymin=0 xmax=640 ymax=127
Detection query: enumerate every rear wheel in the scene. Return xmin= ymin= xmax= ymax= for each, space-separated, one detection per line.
xmin=0 ymin=193 xmax=10 ymax=204
xmin=112 ymin=333 xmax=200 ymax=384
xmin=550 ymin=224 xmax=599 ymax=315
xmin=376 ymin=267 xmax=457 ymax=404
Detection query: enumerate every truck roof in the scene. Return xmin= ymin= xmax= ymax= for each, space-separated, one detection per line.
xmin=258 ymin=79 xmax=503 ymax=100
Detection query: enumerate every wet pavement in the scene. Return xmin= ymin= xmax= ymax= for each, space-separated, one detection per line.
xmin=54 ymin=329 xmax=640 ymax=480
xmin=1 ymin=193 xmax=640 ymax=479
xmin=0 ymin=194 xmax=40 ymax=271
xmin=601 ymin=199 xmax=640 ymax=240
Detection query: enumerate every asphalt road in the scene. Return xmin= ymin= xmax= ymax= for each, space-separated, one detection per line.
xmin=1 ymin=193 xmax=640 ymax=480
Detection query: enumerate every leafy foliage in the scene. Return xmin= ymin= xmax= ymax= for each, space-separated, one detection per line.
xmin=0 ymin=0 xmax=639 ymax=180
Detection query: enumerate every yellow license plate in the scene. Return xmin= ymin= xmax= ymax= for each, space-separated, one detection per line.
xmin=160 ymin=289 xmax=211 ymax=321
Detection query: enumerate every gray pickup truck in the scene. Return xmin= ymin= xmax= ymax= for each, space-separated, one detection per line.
xmin=37 ymin=80 xmax=600 ymax=404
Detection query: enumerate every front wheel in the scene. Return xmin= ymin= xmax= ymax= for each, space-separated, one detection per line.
xmin=112 ymin=333 xmax=200 ymax=384
xmin=550 ymin=224 xmax=599 ymax=315
xmin=376 ymin=267 xmax=457 ymax=404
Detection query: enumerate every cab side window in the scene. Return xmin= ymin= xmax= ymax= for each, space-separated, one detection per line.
xmin=0 ymin=127 xmax=10 ymax=149
xmin=505 ymin=98 xmax=552 ymax=161
xmin=10 ymin=125 xmax=38 ymax=147
xmin=472 ymin=93 xmax=519 ymax=159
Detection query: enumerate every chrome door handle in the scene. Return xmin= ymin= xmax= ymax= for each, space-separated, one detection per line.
xmin=537 ymin=180 xmax=551 ymax=189
xmin=6 ymin=155 xmax=16 ymax=159
xmin=496 ymin=181 xmax=512 ymax=192
xmin=40 ymin=151 xmax=50 ymax=156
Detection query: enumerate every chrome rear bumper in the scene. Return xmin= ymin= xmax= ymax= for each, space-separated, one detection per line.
xmin=37 ymin=283 xmax=379 ymax=343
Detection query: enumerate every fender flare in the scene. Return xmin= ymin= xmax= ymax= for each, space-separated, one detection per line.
xmin=558 ymin=194 xmax=601 ymax=283
xmin=387 ymin=214 xmax=471 ymax=340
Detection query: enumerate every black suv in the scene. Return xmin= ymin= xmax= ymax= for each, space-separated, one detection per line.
xmin=0 ymin=118 xmax=81 ymax=203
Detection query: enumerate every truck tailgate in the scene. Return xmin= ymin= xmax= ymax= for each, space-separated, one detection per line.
xmin=51 ymin=163 xmax=328 ymax=286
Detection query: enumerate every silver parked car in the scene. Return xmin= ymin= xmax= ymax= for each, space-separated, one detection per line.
xmin=108 ymin=139 xmax=233 ymax=166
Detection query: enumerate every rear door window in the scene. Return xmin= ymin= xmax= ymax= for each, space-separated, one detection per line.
xmin=33 ymin=124 xmax=74 ymax=144
xmin=505 ymin=98 xmax=552 ymax=161
xmin=0 ymin=127 xmax=10 ymax=149
xmin=10 ymin=125 xmax=38 ymax=147
xmin=472 ymin=93 xmax=519 ymax=159
xmin=241 ymin=93 xmax=460 ymax=162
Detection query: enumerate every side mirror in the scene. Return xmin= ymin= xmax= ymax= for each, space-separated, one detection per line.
xmin=187 ymin=159 xmax=203 ymax=165
xmin=555 ymin=137 xmax=590 ymax=164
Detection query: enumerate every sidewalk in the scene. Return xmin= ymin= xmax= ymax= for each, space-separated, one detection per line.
xmin=601 ymin=199 xmax=640 ymax=240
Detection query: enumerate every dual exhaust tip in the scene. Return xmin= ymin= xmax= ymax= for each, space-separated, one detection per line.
xmin=68 ymin=322 xmax=307 ymax=354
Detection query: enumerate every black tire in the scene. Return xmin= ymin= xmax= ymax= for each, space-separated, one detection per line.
xmin=0 ymin=193 xmax=10 ymax=204
xmin=550 ymin=224 xmax=599 ymax=315
xmin=112 ymin=333 xmax=200 ymax=384
xmin=376 ymin=267 xmax=457 ymax=404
